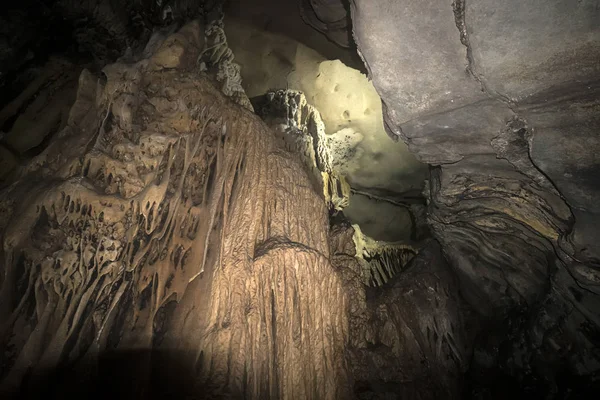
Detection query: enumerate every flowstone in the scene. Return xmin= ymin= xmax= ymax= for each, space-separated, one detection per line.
xmin=351 ymin=223 xmax=419 ymax=287
xmin=0 ymin=21 xmax=351 ymax=399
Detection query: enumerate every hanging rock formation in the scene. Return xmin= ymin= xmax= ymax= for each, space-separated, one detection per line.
xmin=330 ymin=223 xmax=472 ymax=399
xmin=350 ymin=223 xmax=419 ymax=287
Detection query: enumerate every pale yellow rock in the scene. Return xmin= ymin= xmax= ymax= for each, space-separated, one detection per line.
xmin=150 ymin=36 xmax=188 ymax=69
xmin=150 ymin=21 xmax=204 ymax=71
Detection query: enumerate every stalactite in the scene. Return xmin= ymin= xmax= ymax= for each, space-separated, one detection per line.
xmin=352 ymin=223 xmax=419 ymax=287
xmin=330 ymin=223 xmax=470 ymax=398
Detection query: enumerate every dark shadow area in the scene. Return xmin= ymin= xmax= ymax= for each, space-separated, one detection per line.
xmin=464 ymin=366 xmax=600 ymax=400
xmin=224 ymin=0 xmax=365 ymax=71
xmin=3 ymin=349 xmax=228 ymax=400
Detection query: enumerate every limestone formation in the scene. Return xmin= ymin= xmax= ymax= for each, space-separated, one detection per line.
xmin=0 ymin=22 xmax=350 ymax=399
xmin=254 ymin=89 xmax=350 ymax=212
xmin=299 ymin=0 xmax=351 ymax=48
xmin=330 ymin=224 xmax=471 ymax=398
xmin=0 ymin=58 xmax=82 ymax=182
xmin=351 ymin=223 xmax=418 ymax=287
xmin=199 ymin=9 xmax=253 ymax=111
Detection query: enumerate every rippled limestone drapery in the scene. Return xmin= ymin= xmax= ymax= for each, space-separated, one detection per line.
xmin=0 ymin=21 xmax=351 ymax=399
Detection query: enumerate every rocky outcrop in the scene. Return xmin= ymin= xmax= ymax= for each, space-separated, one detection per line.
xmin=330 ymin=223 xmax=473 ymax=399
xmin=0 ymin=0 xmax=210 ymax=116
xmin=253 ymin=89 xmax=351 ymax=211
xmin=0 ymin=21 xmax=351 ymax=399
xmin=200 ymin=9 xmax=254 ymax=111
xmin=1 ymin=0 xmax=599 ymax=398
xmin=350 ymin=0 xmax=600 ymax=395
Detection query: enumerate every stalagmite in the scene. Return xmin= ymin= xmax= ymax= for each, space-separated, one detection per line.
xmin=199 ymin=8 xmax=254 ymax=111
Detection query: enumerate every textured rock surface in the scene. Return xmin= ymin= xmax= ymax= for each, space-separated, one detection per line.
xmin=253 ymin=89 xmax=351 ymax=211
xmin=1 ymin=0 xmax=599 ymax=398
xmin=0 ymin=0 xmax=213 ymax=123
xmin=225 ymin=0 xmax=361 ymax=68
xmin=351 ymin=0 xmax=600 ymax=394
xmin=330 ymin=224 xmax=473 ymax=398
xmin=0 ymin=58 xmax=82 ymax=182
xmin=0 ymin=22 xmax=351 ymax=399
xmin=225 ymin=18 xmax=427 ymax=193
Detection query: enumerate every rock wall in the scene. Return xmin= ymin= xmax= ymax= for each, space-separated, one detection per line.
xmin=299 ymin=0 xmax=351 ymax=48
xmin=2 ymin=0 xmax=598 ymax=397
xmin=224 ymin=17 xmax=428 ymax=241
xmin=350 ymin=0 xmax=600 ymax=394
xmin=0 ymin=58 xmax=82 ymax=183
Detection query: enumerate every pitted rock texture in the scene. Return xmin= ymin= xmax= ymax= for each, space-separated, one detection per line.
xmin=0 ymin=22 xmax=351 ymax=399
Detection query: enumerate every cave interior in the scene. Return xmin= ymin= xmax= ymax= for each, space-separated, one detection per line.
xmin=0 ymin=0 xmax=599 ymax=399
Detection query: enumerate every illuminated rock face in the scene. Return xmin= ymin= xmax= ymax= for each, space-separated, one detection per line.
xmin=0 ymin=22 xmax=351 ymax=399
xmin=225 ymin=19 xmax=428 ymax=241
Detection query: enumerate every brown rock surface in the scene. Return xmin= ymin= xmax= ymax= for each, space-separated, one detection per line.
xmin=0 ymin=22 xmax=350 ymax=399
